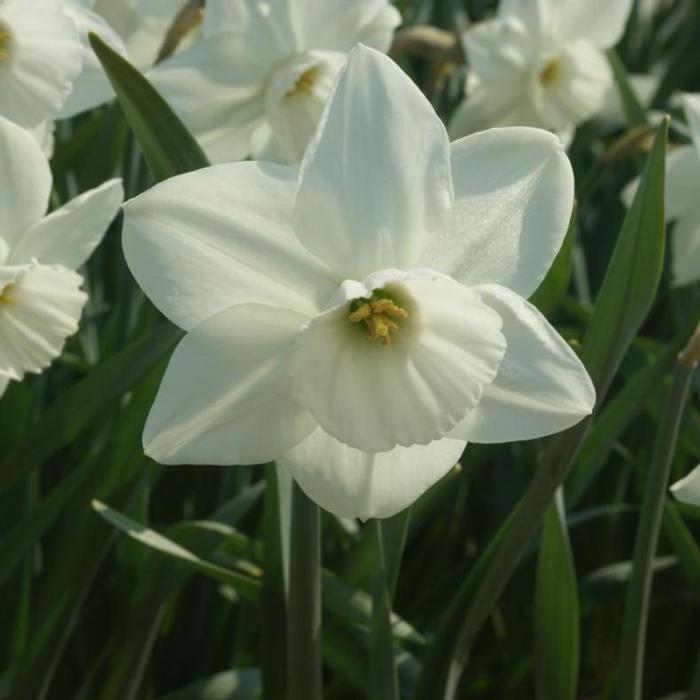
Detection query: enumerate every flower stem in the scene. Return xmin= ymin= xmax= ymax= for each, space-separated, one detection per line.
xmin=287 ymin=481 xmax=322 ymax=700
xmin=369 ymin=519 xmax=399 ymax=700
xmin=616 ymin=326 xmax=699 ymax=700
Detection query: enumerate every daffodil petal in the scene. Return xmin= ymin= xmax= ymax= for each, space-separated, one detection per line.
xmin=418 ymin=127 xmax=574 ymax=299
xmin=143 ymin=303 xmax=317 ymax=466
xmin=0 ymin=116 xmax=51 ymax=259
xmin=0 ymin=263 xmax=86 ymax=381
xmin=280 ymin=428 xmax=466 ymax=520
xmin=290 ymin=270 xmax=506 ymax=453
xmin=0 ymin=374 xmax=9 ymax=398
xmin=452 ymin=284 xmax=595 ymax=443
xmin=10 ymin=179 xmax=123 ymax=270
xmin=670 ymin=465 xmax=700 ymax=507
xmin=293 ymin=45 xmax=453 ymax=280
xmin=671 ymin=206 xmax=700 ymax=288
xmin=552 ymin=0 xmax=634 ymax=48
xmin=122 ymin=161 xmax=337 ymax=331
xmin=290 ymin=0 xmax=400 ymax=52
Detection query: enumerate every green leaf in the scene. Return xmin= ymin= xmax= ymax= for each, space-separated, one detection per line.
xmin=580 ymin=116 xmax=668 ymax=399
xmin=0 ymin=324 xmax=183 ymax=495
xmin=88 ymin=32 xmax=209 ymax=182
xmin=156 ymin=670 xmax=261 ymax=700
xmin=0 ymin=463 xmax=90 ymax=586
xmin=607 ymin=49 xmax=648 ymax=129
xmin=92 ymin=500 xmax=261 ymax=601
xmin=534 ymin=491 xmax=580 ymax=700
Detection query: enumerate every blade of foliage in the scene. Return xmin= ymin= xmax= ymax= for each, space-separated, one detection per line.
xmin=92 ymin=500 xmax=260 ymax=601
xmin=606 ymin=49 xmax=648 ymax=129
xmin=0 ymin=324 xmax=182 ymax=495
xmin=534 ymin=491 xmax=580 ymax=700
xmin=617 ymin=341 xmax=697 ymax=700
xmin=417 ymin=118 xmax=668 ymax=700
xmin=156 ymin=669 xmax=262 ymax=700
xmin=88 ymin=32 xmax=209 ymax=181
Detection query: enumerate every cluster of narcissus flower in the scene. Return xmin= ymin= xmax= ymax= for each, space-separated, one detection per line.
xmin=4 ymin=0 xmax=698 ymax=520
xmin=123 ymin=45 xmax=596 ymax=520
xmin=0 ymin=116 xmax=122 ymax=398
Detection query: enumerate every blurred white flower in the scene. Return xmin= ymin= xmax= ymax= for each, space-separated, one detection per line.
xmin=671 ymin=464 xmax=700 ymax=507
xmin=0 ymin=0 xmax=84 ymax=127
xmin=122 ymin=46 xmax=595 ymax=520
xmin=57 ymin=0 xmax=189 ymax=118
xmin=149 ymin=0 xmax=401 ymax=163
xmin=0 ymin=117 xmax=123 ymax=398
xmin=451 ymin=0 xmax=634 ymax=139
xmin=624 ymin=94 xmax=700 ymax=288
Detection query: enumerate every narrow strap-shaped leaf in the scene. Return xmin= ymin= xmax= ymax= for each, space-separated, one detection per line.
xmin=617 ymin=330 xmax=698 ymax=700
xmin=88 ymin=32 xmax=209 ymax=182
xmin=0 ymin=323 xmax=183 ymax=495
xmin=416 ymin=118 xmax=668 ymax=700
xmin=607 ymin=49 xmax=648 ymax=129
xmin=534 ymin=490 xmax=580 ymax=700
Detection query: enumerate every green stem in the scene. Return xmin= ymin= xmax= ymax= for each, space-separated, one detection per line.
xmin=369 ymin=520 xmax=399 ymax=700
xmin=261 ymin=464 xmax=287 ymax=700
xmin=616 ymin=348 xmax=697 ymax=700
xmin=287 ymin=481 xmax=322 ymax=700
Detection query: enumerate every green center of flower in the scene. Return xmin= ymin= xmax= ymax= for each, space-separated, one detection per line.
xmin=348 ymin=293 xmax=408 ymax=347
xmin=0 ymin=25 xmax=12 ymax=62
xmin=286 ymin=66 xmax=318 ymax=98
xmin=539 ymin=58 xmax=562 ymax=86
xmin=0 ymin=283 xmax=15 ymax=305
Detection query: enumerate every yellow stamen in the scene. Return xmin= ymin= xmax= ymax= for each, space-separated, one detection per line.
xmin=348 ymin=296 xmax=408 ymax=347
xmin=0 ymin=283 xmax=15 ymax=305
xmin=0 ymin=30 xmax=11 ymax=62
xmin=539 ymin=58 xmax=561 ymax=86
xmin=286 ymin=66 xmax=317 ymax=98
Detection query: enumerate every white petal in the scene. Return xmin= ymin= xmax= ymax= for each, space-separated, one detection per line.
xmin=0 ymin=0 xmax=83 ymax=127
xmin=453 ymin=284 xmax=595 ymax=443
xmin=670 ymin=465 xmax=700 ymax=507
xmin=418 ymin=127 xmax=574 ymax=298
xmin=553 ymin=0 xmax=633 ymax=48
xmin=202 ymin=0 xmax=295 ymax=58
xmin=290 ymin=0 xmax=400 ymax=52
xmin=10 ymin=179 xmax=123 ymax=269
xmin=281 ymin=428 xmax=466 ymax=520
xmin=144 ymin=303 xmax=316 ymax=466
xmin=0 ymin=263 xmax=86 ymax=381
xmin=290 ymin=270 xmax=506 ymax=452
xmin=498 ymin=0 xmax=555 ymax=39
xmin=623 ymin=145 xmax=700 ymax=220
xmin=671 ymin=207 xmax=700 ymax=288
xmin=122 ymin=161 xmax=336 ymax=331
xmin=0 ymin=116 xmax=51 ymax=260
xmin=683 ymin=93 xmax=700 ymax=160
xmin=0 ymin=374 xmax=9 ymax=397
xmin=27 ymin=119 xmax=55 ymax=158
xmin=148 ymin=32 xmax=269 ymax=163
xmin=293 ymin=44 xmax=453 ymax=280
xmin=57 ymin=5 xmax=128 ymax=118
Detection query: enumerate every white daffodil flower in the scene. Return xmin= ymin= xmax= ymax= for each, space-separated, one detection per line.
xmin=624 ymin=94 xmax=700 ymax=288
xmin=0 ymin=0 xmax=85 ymax=128
xmin=671 ymin=465 xmax=700 ymax=507
xmin=450 ymin=0 xmax=634 ymax=139
xmin=122 ymin=46 xmax=595 ymax=520
xmin=149 ymin=0 xmax=401 ymax=164
xmin=0 ymin=117 xmax=123 ymax=398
